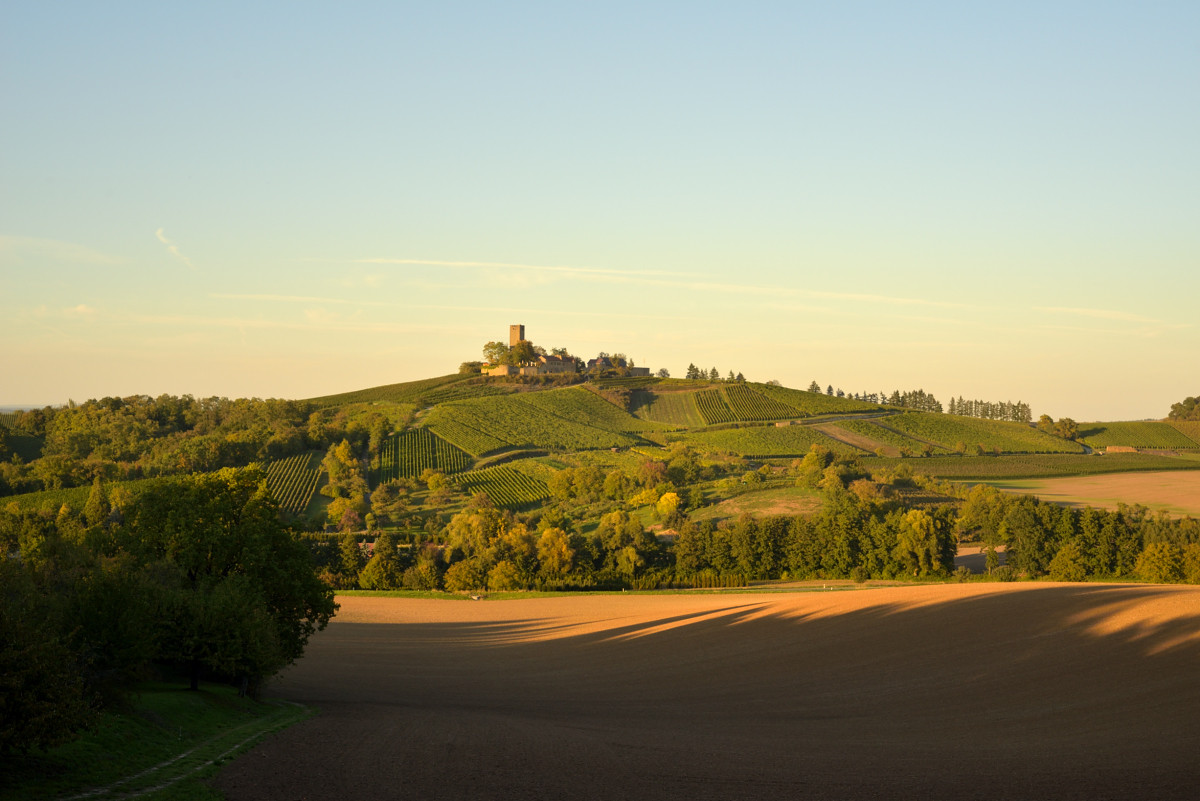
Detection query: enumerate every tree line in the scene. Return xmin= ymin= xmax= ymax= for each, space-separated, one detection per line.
xmin=947 ymin=397 xmax=1033 ymax=423
xmin=685 ymin=364 xmax=745 ymax=382
xmin=953 ymin=480 xmax=1200 ymax=581
xmin=0 ymin=394 xmax=407 ymax=499
xmin=1169 ymin=395 xmax=1200 ymax=421
xmin=0 ymin=469 xmax=336 ymax=755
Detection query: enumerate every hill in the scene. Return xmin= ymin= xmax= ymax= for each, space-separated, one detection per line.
xmin=5 ymin=373 xmax=1200 ymax=553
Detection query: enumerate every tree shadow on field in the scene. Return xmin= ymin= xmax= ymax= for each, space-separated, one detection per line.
xmin=224 ymin=585 xmax=1200 ymax=801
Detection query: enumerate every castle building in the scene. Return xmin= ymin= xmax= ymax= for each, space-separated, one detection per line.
xmin=486 ymin=324 xmax=577 ymax=377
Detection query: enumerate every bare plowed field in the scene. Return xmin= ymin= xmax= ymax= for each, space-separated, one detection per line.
xmin=216 ymin=585 xmax=1200 ymax=800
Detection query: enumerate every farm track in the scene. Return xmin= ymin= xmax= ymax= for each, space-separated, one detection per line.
xmin=812 ymin=423 xmax=879 ymax=454
xmin=216 ymin=585 xmax=1200 ymax=801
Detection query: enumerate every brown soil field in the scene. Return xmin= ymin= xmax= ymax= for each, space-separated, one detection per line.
xmin=215 ymin=586 xmax=1200 ymax=801
xmin=986 ymin=470 xmax=1200 ymax=517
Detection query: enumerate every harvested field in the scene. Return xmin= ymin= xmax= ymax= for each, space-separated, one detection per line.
xmin=984 ymin=469 xmax=1200 ymax=517
xmin=216 ymin=586 xmax=1200 ymax=801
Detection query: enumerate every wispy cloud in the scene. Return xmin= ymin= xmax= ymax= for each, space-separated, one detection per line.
xmin=1034 ymin=306 xmax=1159 ymax=324
xmin=0 ymin=235 xmax=119 ymax=266
xmin=155 ymin=228 xmax=195 ymax=270
xmin=357 ymin=256 xmax=970 ymax=309
xmin=1033 ymin=306 xmax=1192 ymax=339
xmin=353 ymin=257 xmax=687 ymax=279
xmin=213 ymin=293 xmax=363 ymax=305
xmin=126 ymin=312 xmax=462 ymax=336
xmin=211 ymin=293 xmax=701 ymax=321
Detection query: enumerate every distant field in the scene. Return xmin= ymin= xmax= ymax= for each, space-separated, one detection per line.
xmin=1078 ymin=421 xmax=1200 ymax=450
xmin=683 ymin=424 xmax=857 ymax=458
xmin=982 ymin=470 xmax=1200 ymax=517
xmin=885 ymin=412 xmax=1085 ymax=454
xmin=876 ymin=451 xmax=1200 ymax=479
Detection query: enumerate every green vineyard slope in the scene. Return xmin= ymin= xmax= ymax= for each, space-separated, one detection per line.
xmin=378 ymin=428 xmax=473 ymax=482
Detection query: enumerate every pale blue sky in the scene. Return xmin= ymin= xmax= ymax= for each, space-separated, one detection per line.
xmin=2 ymin=2 xmax=1197 ymax=420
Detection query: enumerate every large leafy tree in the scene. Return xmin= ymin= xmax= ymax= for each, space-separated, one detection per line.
xmin=0 ymin=559 xmax=97 ymax=755
xmin=1169 ymin=395 xmax=1200 ymax=421
xmin=121 ymin=469 xmax=337 ymax=691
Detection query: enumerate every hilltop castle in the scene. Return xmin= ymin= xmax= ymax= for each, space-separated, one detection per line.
xmin=485 ymin=325 xmax=576 ymax=376
xmin=484 ymin=324 xmax=649 ymax=377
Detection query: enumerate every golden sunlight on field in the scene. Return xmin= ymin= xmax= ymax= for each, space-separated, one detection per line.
xmin=989 ymin=470 xmax=1200 ymax=517
xmin=217 ymin=586 xmax=1200 ymax=801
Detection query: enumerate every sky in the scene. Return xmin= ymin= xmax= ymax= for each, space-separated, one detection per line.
xmin=2 ymin=2 xmax=1197 ymax=421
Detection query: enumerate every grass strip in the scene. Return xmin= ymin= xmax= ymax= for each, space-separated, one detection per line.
xmin=1 ymin=683 xmax=311 ymax=801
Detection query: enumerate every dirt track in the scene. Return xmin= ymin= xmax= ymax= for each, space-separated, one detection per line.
xmin=216 ymin=585 xmax=1200 ymax=800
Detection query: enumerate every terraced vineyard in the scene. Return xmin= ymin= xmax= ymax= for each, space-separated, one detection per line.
xmin=4 ymin=483 xmax=95 ymax=511
xmin=591 ymin=376 xmax=662 ymax=390
xmin=1166 ymin=421 xmax=1200 ymax=446
xmin=423 ymin=393 xmax=640 ymax=456
xmin=1078 ymin=421 xmax=1200 ymax=450
xmin=419 ymin=382 xmax=517 ymax=406
xmin=873 ymin=452 xmax=1200 ymax=480
xmin=378 ymin=428 xmax=473 ymax=482
xmin=306 ymin=374 xmax=473 ymax=406
xmin=721 ymin=383 xmax=802 ymax=421
xmin=454 ymin=465 xmax=550 ymax=509
xmin=825 ymin=419 xmax=953 ymax=455
xmin=628 ymin=390 xmax=705 ymax=428
xmin=695 ymin=389 xmax=738 ymax=425
xmin=0 ymin=412 xmax=18 ymax=429
xmin=683 ymin=424 xmax=857 ymax=458
xmin=886 ymin=413 xmax=1085 ymax=454
xmin=422 ymin=417 xmax=511 ymax=457
xmin=517 ymin=387 xmax=660 ymax=432
xmin=264 ymin=451 xmax=323 ymax=515
xmin=754 ymin=383 xmax=880 ymax=416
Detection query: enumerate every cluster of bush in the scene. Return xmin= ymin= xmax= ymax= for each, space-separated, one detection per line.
xmin=325 ymin=477 xmax=958 ymax=593
xmin=326 ymin=439 xmax=1200 ymax=591
xmin=954 ymin=482 xmax=1200 ymax=582
xmin=0 ymin=470 xmax=336 ymax=755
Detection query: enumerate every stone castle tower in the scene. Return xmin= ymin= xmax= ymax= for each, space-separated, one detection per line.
xmin=509 ymin=324 xmax=525 ymax=347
